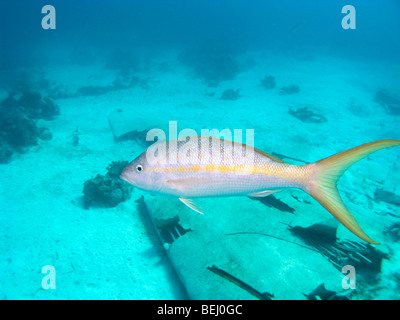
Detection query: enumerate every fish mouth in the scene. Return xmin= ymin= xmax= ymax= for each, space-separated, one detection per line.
xmin=120 ymin=169 xmax=134 ymax=185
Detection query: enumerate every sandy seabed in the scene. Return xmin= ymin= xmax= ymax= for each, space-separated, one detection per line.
xmin=1 ymin=50 xmax=400 ymax=299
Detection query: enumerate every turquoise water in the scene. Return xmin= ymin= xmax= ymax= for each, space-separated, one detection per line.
xmin=0 ymin=0 xmax=400 ymax=300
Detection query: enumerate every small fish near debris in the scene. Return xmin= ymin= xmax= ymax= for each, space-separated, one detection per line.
xmin=121 ymin=137 xmax=400 ymax=244
xmin=279 ymin=85 xmax=300 ymax=95
xmin=260 ymin=75 xmax=276 ymax=90
xmin=373 ymin=188 xmax=400 ymax=206
xmin=289 ymin=221 xmax=389 ymax=278
xmin=384 ymin=222 xmax=400 ymax=242
xmin=220 ymin=89 xmax=240 ymax=101
xmin=374 ymin=88 xmax=400 ymax=115
xmin=304 ymin=283 xmax=353 ymax=300
xmin=291 ymin=19 xmax=308 ymax=33
xmin=289 ymin=107 xmax=327 ymax=123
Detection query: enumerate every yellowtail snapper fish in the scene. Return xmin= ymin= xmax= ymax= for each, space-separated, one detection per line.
xmin=121 ymin=137 xmax=400 ymax=244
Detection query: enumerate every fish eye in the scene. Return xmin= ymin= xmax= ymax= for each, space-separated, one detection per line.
xmin=136 ymin=165 xmax=143 ymax=173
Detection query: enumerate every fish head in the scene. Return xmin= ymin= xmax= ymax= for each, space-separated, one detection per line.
xmin=120 ymin=151 xmax=164 ymax=193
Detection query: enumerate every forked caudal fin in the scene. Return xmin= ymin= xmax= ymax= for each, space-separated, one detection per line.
xmin=303 ymin=139 xmax=400 ymax=244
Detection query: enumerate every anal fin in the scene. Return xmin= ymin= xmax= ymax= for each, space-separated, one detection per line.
xmin=248 ymin=190 xmax=281 ymax=197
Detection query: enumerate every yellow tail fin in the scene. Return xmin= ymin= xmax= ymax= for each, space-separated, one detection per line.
xmin=303 ymin=139 xmax=400 ymax=244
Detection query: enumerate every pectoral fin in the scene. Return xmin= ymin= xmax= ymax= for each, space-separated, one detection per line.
xmin=167 ymin=178 xmax=214 ymax=192
xmin=248 ymin=190 xmax=281 ymax=197
xmin=179 ymin=198 xmax=204 ymax=214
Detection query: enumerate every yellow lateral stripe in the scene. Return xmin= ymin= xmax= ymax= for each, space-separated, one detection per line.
xmin=149 ymin=164 xmax=277 ymax=175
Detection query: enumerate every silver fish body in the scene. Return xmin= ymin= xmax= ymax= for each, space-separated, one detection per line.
xmin=121 ymin=136 xmax=400 ymax=244
xmin=120 ymin=136 xmax=303 ymax=198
